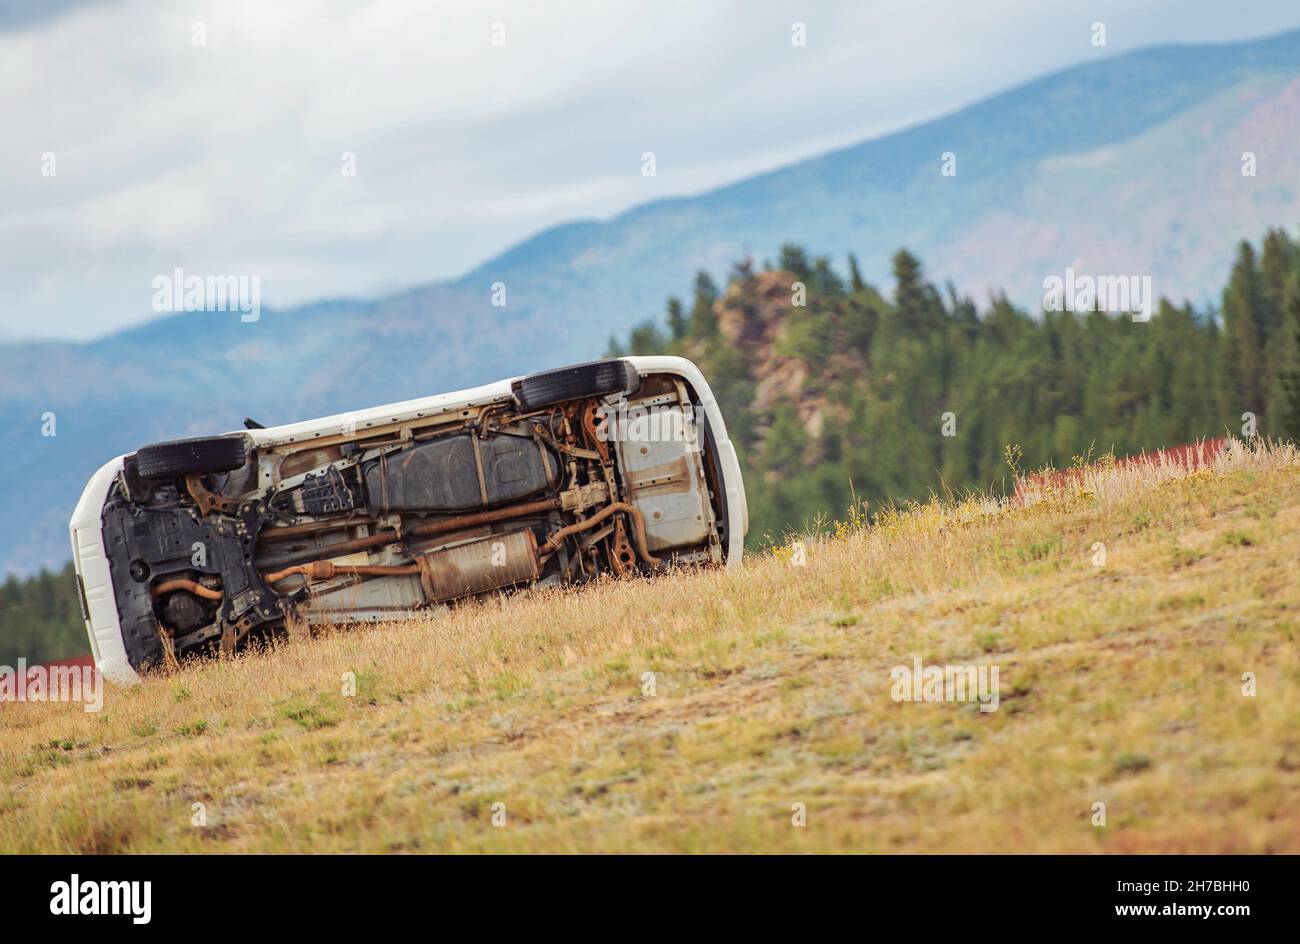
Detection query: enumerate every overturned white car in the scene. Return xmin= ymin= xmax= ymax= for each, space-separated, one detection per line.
xmin=70 ymin=357 xmax=747 ymax=683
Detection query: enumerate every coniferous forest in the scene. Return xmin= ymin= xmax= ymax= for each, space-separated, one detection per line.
xmin=0 ymin=562 xmax=86 ymax=667
xmin=6 ymin=227 xmax=1300 ymax=666
xmin=609 ymin=227 xmax=1300 ymax=545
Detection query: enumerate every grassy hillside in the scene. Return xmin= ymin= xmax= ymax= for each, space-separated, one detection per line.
xmin=3 ymin=440 xmax=1298 ymax=853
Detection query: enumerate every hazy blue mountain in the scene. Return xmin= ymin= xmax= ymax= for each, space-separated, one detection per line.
xmin=4 ymin=27 xmax=1300 ymax=574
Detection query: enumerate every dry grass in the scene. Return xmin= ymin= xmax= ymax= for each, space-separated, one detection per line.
xmin=3 ymin=439 xmax=1299 ymax=853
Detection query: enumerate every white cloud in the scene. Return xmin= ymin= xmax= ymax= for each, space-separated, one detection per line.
xmin=1 ymin=0 xmax=1297 ymax=339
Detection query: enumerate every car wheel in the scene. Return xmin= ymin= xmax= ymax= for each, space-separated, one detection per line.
xmin=512 ymin=359 xmax=641 ymax=409
xmin=134 ymin=435 xmax=248 ymax=479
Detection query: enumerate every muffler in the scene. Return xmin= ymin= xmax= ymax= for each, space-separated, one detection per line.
xmin=416 ymin=529 xmax=541 ymax=603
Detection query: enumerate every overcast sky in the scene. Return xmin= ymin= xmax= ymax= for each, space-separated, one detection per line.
xmin=2 ymin=0 xmax=1298 ymax=341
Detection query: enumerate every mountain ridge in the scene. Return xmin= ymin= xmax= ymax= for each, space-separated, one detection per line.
xmin=4 ymin=26 xmax=1300 ymax=574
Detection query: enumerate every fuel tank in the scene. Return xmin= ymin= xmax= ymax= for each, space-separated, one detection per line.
xmin=362 ymin=432 xmax=558 ymax=513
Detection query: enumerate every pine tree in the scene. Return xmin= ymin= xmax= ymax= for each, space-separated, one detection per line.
xmin=1277 ymin=270 xmax=1300 ymax=441
xmin=666 ymin=296 xmax=688 ymax=341
xmin=627 ymin=320 xmax=665 ymax=355
xmin=847 ymin=253 xmax=866 ymax=292
xmin=1258 ymin=228 xmax=1294 ymax=345
xmin=891 ymin=249 xmax=927 ymax=333
xmin=688 ymin=272 xmax=719 ymax=340
xmin=1222 ymin=240 xmax=1266 ymax=413
xmin=778 ymin=244 xmax=812 ymax=281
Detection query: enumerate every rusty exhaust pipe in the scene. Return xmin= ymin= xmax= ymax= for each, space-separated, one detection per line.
xmin=543 ymin=502 xmax=662 ymax=569
xmin=151 ymin=579 xmax=224 ymax=601
xmin=265 ymin=497 xmax=563 ymax=567
xmin=262 ymin=560 xmax=421 ymax=584
xmin=258 ymin=517 xmax=379 ymax=542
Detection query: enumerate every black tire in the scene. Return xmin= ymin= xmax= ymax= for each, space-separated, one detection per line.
xmin=513 ymin=359 xmax=641 ymax=409
xmin=135 ymin=435 xmax=248 ymax=479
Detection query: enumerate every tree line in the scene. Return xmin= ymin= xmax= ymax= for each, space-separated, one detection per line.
xmin=1 ymin=562 xmax=87 ymax=666
xmin=609 ymin=227 xmax=1300 ymax=543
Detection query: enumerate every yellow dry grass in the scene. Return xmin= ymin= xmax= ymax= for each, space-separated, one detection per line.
xmin=3 ymin=439 xmax=1299 ymax=853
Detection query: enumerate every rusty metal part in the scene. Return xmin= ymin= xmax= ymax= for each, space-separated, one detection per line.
xmin=263 ymin=560 xmax=420 ymax=584
xmin=222 ymin=615 xmax=256 ymax=654
xmin=151 ymin=578 xmax=224 ymax=601
xmin=607 ymin=514 xmax=637 ymax=576
xmin=185 ymin=474 xmax=240 ymax=516
xmin=258 ymin=517 xmax=378 ymax=542
xmin=558 ymin=480 xmax=609 ymax=513
xmin=542 ymin=502 xmax=661 ymax=568
xmin=474 ymin=402 xmax=507 ymax=432
xmin=416 ymin=529 xmax=541 ymax=603
xmin=533 ymin=419 xmax=600 ymax=462
xmin=579 ymin=399 xmax=623 ymax=534
xmin=582 ymin=400 xmax=611 ymax=464
xmin=269 ymin=496 xmax=563 ymax=567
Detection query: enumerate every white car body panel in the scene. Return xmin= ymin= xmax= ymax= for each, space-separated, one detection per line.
xmin=69 ymin=456 xmax=135 ymax=684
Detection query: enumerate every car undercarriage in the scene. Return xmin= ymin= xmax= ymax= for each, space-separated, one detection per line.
xmin=93 ymin=361 xmax=734 ymax=674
